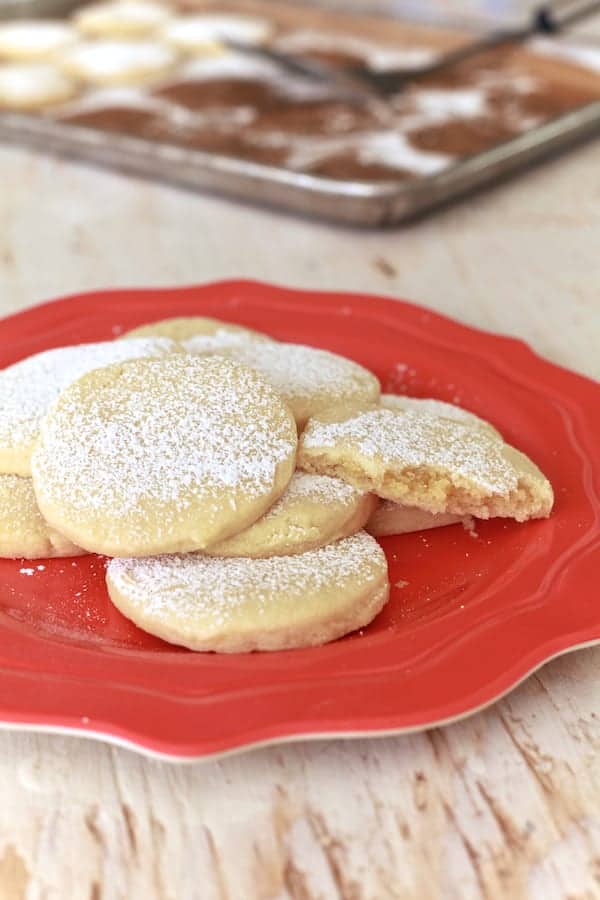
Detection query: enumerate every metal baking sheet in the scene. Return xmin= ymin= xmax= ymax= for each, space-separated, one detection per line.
xmin=1 ymin=100 xmax=598 ymax=226
xmin=1 ymin=0 xmax=599 ymax=226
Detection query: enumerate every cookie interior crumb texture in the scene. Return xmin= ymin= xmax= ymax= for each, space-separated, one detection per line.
xmin=299 ymin=407 xmax=553 ymax=521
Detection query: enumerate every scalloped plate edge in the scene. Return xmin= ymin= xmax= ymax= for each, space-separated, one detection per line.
xmin=0 ymin=637 xmax=597 ymax=762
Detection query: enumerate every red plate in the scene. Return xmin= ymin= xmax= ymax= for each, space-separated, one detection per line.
xmin=1 ymin=281 xmax=599 ymax=760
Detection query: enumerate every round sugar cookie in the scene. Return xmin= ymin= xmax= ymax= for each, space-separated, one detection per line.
xmin=32 ymin=355 xmax=297 ymax=557
xmin=0 ymin=22 xmax=77 ymax=61
xmin=106 ymin=531 xmax=389 ymax=652
xmin=299 ymin=407 xmax=553 ymax=521
xmin=59 ymin=40 xmax=176 ymax=86
xmin=0 ymin=337 xmax=177 ymax=476
xmin=121 ymin=315 xmax=272 ymax=348
xmin=207 ymin=472 xmax=377 ymax=557
xmin=366 ymin=500 xmax=463 ymax=537
xmin=0 ymin=63 xmax=76 ymax=109
xmin=0 ymin=475 xmax=84 ymax=559
xmin=182 ymin=330 xmax=272 ymax=355
xmin=74 ymin=1 xmax=171 ymax=38
xmin=161 ymin=14 xmax=273 ymax=54
xmin=380 ymin=394 xmax=501 ymax=437
xmin=223 ymin=341 xmax=380 ymax=429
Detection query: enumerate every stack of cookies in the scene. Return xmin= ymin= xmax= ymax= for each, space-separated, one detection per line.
xmin=0 ymin=315 xmax=553 ymax=652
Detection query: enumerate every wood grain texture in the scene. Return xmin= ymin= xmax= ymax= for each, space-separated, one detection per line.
xmin=0 ymin=98 xmax=599 ymax=898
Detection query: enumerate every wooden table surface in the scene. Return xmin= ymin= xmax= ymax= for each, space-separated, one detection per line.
xmin=1 ymin=108 xmax=600 ymax=899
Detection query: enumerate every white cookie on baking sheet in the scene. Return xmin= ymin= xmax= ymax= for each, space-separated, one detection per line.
xmin=299 ymin=406 xmax=553 ymax=521
xmin=74 ymin=1 xmax=172 ymax=39
xmin=0 ymin=21 xmax=76 ymax=61
xmin=58 ymin=39 xmax=176 ymax=86
xmin=207 ymin=472 xmax=377 ymax=558
xmin=0 ymin=337 xmax=177 ymax=476
xmin=0 ymin=62 xmax=76 ymax=109
xmin=0 ymin=474 xmax=84 ymax=559
xmin=106 ymin=531 xmax=389 ymax=652
xmin=32 ymin=354 xmax=297 ymax=557
xmin=161 ymin=14 xmax=273 ymax=54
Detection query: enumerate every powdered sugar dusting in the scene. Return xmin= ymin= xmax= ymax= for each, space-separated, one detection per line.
xmin=32 ymin=355 xmax=297 ymax=549
xmin=76 ymin=1 xmax=171 ymax=32
xmin=281 ymin=472 xmax=361 ymax=505
xmin=0 ymin=63 xmax=75 ymax=107
xmin=0 ymin=21 xmax=76 ymax=57
xmin=162 ymin=14 xmax=272 ymax=49
xmin=0 ymin=473 xmax=83 ymax=557
xmin=301 ymin=407 xmax=528 ymax=494
xmin=273 ymin=29 xmax=434 ymax=72
xmin=0 ymin=337 xmax=176 ymax=458
xmin=257 ymin=472 xmax=362 ymax=525
xmin=107 ymin=530 xmax=385 ymax=625
xmin=286 ymin=130 xmax=450 ymax=175
xmin=183 ymin=330 xmax=268 ymax=354
xmin=60 ymin=40 xmax=176 ymax=83
xmin=179 ymin=50 xmax=280 ymax=83
xmin=0 ymin=475 xmax=42 ymax=529
xmin=224 ymin=341 xmax=380 ymax=413
xmin=380 ymin=394 xmax=498 ymax=433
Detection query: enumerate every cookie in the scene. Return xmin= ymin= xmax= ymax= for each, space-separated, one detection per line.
xmin=366 ymin=500 xmax=463 ymax=537
xmin=74 ymin=1 xmax=171 ymax=38
xmin=207 ymin=472 xmax=377 ymax=557
xmin=0 ymin=475 xmax=84 ymax=559
xmin=106 ymin=531 xmax=389 ymax=652
xmin=380 ymin=394 xmax=501 ymax=437
xmin=161 ymin=15 xmax=273 ymax=54
xmin=0 ymin=21 xmax=76 ymax=61
xmin=59 ymin=40 xmax=176 ymax=86
xmin=32 ymin=355 xmax=297 ymax=557
xmin=0 ymin=337 xmax=177 ymax=476
xmin=298 ymin=407 xmax=553 ymax=521
xmin=183 ymin=330 xmax=272 ymax=355
xmin=223 ymin=341 xmax=380 ymax=429
xmin=121 ymin=315 xmax=272 ymax=350
xmin=0 ymin=63 xmax=76 ymax=110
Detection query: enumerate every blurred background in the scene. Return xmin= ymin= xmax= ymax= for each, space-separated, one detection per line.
xmin=1 ymin=0 xmax=599 ymax=28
